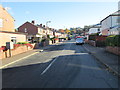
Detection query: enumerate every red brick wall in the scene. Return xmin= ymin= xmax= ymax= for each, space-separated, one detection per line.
xmin=88 ymin=40 xmax=96 ymax=46
xmin=106 ymin=46 xmax=120 ymax=56
xmin=0 ymin=44 xmax=35 ymax=59
xmin=96 ymin=36 xmax=107 ymax=41
xmin=18 ymin=22 xmax=38 ymax=35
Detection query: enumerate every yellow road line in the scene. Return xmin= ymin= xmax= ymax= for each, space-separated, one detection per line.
xmin=0 ymin=52 xmax=39 ymax=69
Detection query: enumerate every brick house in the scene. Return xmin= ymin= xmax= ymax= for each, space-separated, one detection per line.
xmin=0 ymin=5 xmax=15 ymax=32
xmin=0 ymin=5 xmax=27 ymax=47
xmin=18 ymin=21 xmax=48 ymax=43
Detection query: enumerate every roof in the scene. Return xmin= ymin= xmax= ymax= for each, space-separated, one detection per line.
xmin=18 ymin=21 xmax=47 ymax=30
xmin=0 ymin=31 xmax=28 ymax=35
xmin=100 ymin=10 xmax=120 ymax=23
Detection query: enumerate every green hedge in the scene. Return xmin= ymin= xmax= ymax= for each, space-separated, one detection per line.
xmin=17 ymin=42 xmax=29 ymax=44
xmin=89 ymin=33 xmax=99 ymax=41
xmin=106 ymin=35 xmax=120 ymax=47
xmin=89 ymin=35 xmax=96 ymax=41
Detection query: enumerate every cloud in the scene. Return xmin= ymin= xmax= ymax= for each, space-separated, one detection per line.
xmin=5 ymin=7 xmax=12 ymax=11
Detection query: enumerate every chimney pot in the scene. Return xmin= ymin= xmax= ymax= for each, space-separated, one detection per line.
xmin=40 ymin=24 xmax=42 ymax=27
xmin=31 ymin=20 xmax=35 ymax=25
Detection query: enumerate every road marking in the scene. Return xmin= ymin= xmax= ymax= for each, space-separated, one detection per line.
xmin=83 ymin=45 xmax=90 ymax=52
xmin=41 ymin=49 xmax=65 ymax=75
xmin=41 ymin=57 xmax=58 ymax=75
xmin=0 ymin=52 xmax=39 ymax=69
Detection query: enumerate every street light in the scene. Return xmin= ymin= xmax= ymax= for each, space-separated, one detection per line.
xmin=46 ymin=21 xmax=51 ymax=28
xmin=46 ymin=21 xmax=51 ymax=37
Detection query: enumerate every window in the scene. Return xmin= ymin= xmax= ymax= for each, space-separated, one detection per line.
xmin=0 ymin=19 xmax=3 ymax=27
xmin=98 ymin=28 xmax=100 ymax=31
xmin=25 ymin=28 xmax=27 ymax=32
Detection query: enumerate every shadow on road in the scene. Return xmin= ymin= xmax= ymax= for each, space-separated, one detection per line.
xmin=2 ymin=53 xmax=109 ymax=88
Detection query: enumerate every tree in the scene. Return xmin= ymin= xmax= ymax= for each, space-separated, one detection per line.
xmin=65 ymin=28 xmax=71 ymax=34
xmin=83 ymin=25 xmax=91 ymax=32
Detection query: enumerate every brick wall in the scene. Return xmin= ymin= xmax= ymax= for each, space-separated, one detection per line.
xmin=0 ymin=44 xmax=35 ymax=59
xmin=106 ymin=46 xmax=120 ymax=56
xmin=0 ymin=5 xmax=15 ymax=32
xmin=88 ymin=40 xmax=96 ymax=46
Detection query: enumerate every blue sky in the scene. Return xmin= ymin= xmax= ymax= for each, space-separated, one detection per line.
xmin=1 ymin=2 xmax=118 ymax=29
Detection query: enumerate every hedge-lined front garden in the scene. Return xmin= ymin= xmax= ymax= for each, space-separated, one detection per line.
xmin=106 ymin=35 xmax=120 ymax=47
xmin=88 ymin=34 xmax=108 ymax=47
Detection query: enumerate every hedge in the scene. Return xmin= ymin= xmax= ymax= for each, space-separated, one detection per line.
xmin=17 ymin=42 xmax=29 ymax=44
xmin=88 ymin=33 xmax=99 ymax=41
xmin=106 ymin=35 xmax=120 ymax=47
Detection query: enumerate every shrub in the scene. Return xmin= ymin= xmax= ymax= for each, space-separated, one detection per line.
xmin=96 ymin=41 xmax=106 ymax=47
xmin=106 ymin=35 xmax=120 ymax=47
xmin=14 ymin=43 xmax=33 ymax=49
xmin=17 ymin=42 xmax=29 ymax=44
xmin=41 ymin=39 xmax=46 ymax=42
xmin=89 ymin=35 xmax=96 ymax=41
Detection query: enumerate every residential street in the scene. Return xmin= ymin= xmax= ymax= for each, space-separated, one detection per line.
xmin=2 ymin=39 xmax=119 ymax=88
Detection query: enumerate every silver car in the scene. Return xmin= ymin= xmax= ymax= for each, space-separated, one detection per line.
xmin=76 ymin=38 xmax=84 ymax=45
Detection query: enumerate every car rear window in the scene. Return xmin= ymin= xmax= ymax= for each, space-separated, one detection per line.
xmin=76 ymin=38 xmax=83 ymax=40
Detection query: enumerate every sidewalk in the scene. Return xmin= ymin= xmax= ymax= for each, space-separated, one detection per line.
xmin=83 ymin=44 xmax=120 ymax=77
xmin=0 ymin=41 xmax=65 ymax=69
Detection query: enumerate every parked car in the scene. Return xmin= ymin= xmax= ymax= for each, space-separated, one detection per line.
xmin=76 ymin=38 xmax=84 ymax=45
xmin=68 ymin=37 xmax=71 ymax=40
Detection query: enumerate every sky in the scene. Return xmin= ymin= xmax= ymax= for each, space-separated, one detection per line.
xmin=1 ymin=1 xmax=119 ymax=29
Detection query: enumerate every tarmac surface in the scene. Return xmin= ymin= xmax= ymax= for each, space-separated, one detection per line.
xmin=1 ymin=39 xmax=119 ymax=88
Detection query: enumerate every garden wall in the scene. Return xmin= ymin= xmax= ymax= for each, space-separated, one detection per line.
xmin=0 ymin=44 xmax=35 ymax=59
xmin=106 ymin=46 xmax=120 ymax=56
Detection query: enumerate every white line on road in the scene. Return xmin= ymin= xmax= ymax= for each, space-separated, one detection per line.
xmin=41 ymin=57 xmax=58 ymax=75
xmin=41 ymin=49 xmax=65 ymax=75
xmin=83 ymin=45 xmax=90 ymax=52
xmin=0 ymin=52 xmax=39 ymax=69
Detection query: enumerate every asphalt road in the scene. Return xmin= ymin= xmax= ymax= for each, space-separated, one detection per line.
xmin=2 ymin=39 xmax=119 ymax=88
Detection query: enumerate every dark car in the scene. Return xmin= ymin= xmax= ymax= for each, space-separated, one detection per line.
xmin=68 ymin=37 xmax=71 ymax=40
xmin=76 ymin=38 xmax=84 ymax=45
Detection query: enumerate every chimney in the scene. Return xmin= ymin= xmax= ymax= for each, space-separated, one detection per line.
xmin=43 ymin=25 xmax=45 ymax=28
xmin=40 ymin=24 xmax=42 ymax=27
xmin=31 ymin=20 xmax=35 ymax=25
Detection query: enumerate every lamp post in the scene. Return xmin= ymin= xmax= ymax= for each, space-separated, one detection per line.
xmin=46 ymin=21 xmax=51 ymax=27
xmin=46 ymin=21 xmax=51 ymax=37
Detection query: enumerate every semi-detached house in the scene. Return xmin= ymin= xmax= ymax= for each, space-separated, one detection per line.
xmin=100 ymin=10 xmax=120 ymax=35
xmin=18 ymin=21 xmax=54 ymax=43
xmin=0 ymin=5 xmax=26 ymax=47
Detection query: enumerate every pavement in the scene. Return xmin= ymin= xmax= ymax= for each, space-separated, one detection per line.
xmin=83 ymin=44 xmax=120 ymax=77
xmin=0 ymin=41 xmax=65 ymax=69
